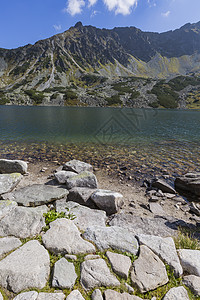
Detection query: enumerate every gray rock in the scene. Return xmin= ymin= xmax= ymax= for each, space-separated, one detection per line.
xmin=106 ymin=251 xmax=131 ymax=279
xmin=183 ymin=275 xmax=200 ymax=296
xmin=66 ymin=290 xmax=85 ymax=300
xmin=63 ymin=159 xmax=93 ymax=174
xmin=42 ymin=218 xmax=95 ymax=254
xmin=0 ymin=240 xmax=50 ymax=293
xmin=131 ymin=245 xmax=168 ymax=293
xmin=91 ymin=289 xmax=103 ymax=300
xmin=125 ymin=283 xmax=134 ymax=293
xmin=80 ymin=258 xmax=120 ymax=289
xmin=84 ymin=254 xmax=101 ymax=260
xmin=67 ymin=187 xmax=97 ymax=207
xmin=152 ymin=179 xmax=176 ymax=194
xmin=65 ymin=254 xmax=77 ymax=260
xmin=0 ymin=159 xmax=28 ymax=174
xmin=175 ymin=172 xmax=200 ymax=196
xmin=52 ymin=257 xmax=77 ymax=289
xmin=83 ymin=226 xmax=139 ymax=254
xmin=136 ymin=234 xmax=183 ymax=277
xmin=65 ymin=171 xmax=98 ymax=190
xmin=0 ymin=173 xmax=22 ymax=195
xmin=13 ymin=291 xmax=38 ymax=300
xmin=178 ymin=249 xmax=200 ymax=276
xmin=11 ymin=184 xmax=68 ymax=207
xmin=162 ymin=286 xmax=189 ymax=300
xmin=37 ymin=293 xmax=65 ymax=300
xmin=109 ymin=214 xmax=178 ymax=237
xmin=0 ymin=236 xmax=22 ymax=258
xmin=0 ymin=205 xmax=47 ymax=238
xmin=0 ymin=199 xmax=17 ymax=219
xmin=91 ymin=189 xmax=124 ymax=215
xmin=149 ymin=202 xmax=165 ymax=216
xmin=104 ymin=290 xmax=144 ymax=300
xmin=55 ymin=171 xmax=77 ymax=184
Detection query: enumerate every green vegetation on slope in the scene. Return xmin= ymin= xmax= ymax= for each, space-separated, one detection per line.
xmin=24 ymin=89 xmax=45 ymax=105
xmin=149 ymin=82 xmax=179 ymax=109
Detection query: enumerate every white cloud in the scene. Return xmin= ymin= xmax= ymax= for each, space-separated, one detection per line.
xmin=53 ymin=24 xmax=62 ymax=31
xmin=91 ymin=10 xmax=99 ymax=17
xmin=88 ymin=0 xmax=98 ymax=7
xmin=161 ymin=10 xmax=171 ymax=17
xmin=103 ymin=0 xmax=138 ymax=15
xmin=65 ymin=0 xmax=85 ymax=16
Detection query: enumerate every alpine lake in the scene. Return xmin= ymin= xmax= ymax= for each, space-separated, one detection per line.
xmin=1 ymin=105 xmax=200 ymax=184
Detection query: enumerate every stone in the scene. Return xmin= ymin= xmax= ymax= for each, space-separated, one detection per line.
xmin=84 ymin=254 xmax=101 ymax=260
xmin=109 ymin=214 xmax=178 ymax=237
xmin=178 ymin=249 xmax=200 ymax=276
xmin=55 ymin=171 xmax=77 ymax=184
xmin=37 ymin=293 xmax=66 ymax=300
xmin=65 ymin=171 xmax=98 ymax=190
xmin=83 ymin=226 xmax=139 ymax=254
xmin=0 ymin=236 xmax=22 ymax=258
xmin=0 ymin=173 xmax=22 ymax=195
xmin=106 ymin=251 xmax=131 ymax=279
xmin=63 ymin=159 xmax=93 ymax=174
xmin=65 ymin=254 xmax=77 ymax=260
xmin=91 ymin=289 xmax=103 ymax=300
xmin=131 ymin=245 xmax=169 ymax=293
xmin=162 ymin=286 xmax=189 ymax=300
xmin=52 ymin=257 xmax=77 ymax=289
xmin=104 ymin=290 xmax=144 ymax=300
xmin=136 ymin=234 xmax=183 ymax=277
xmin=0 ymin=199 xmax=17 ymax=219
xmin=149 ymin=202 xmax=165 ymax=216
xmin=152 ymin=179 xmax=176 ymax=194
xmin=66 ymin=290 xmax=85 ymax=300
xmin=91 ymin=189 xmax=124 ymax=215
xmin=42 ymin=218 xmax=95 ymax=254
xmin=0 ymin=159 xmax=28 ymax=174
xmin=11 ymin=184 xmax=68 ymax=207
xmin=125 ymin=283 xmax=134 ymax=293
xmin=80 ymin=258 xmax=120 ymax=289
xmin=0 ymin=240 xmax=50 ymax=293
xmin=13 ymin=291 xmax=38 ymax=300
xmin=58 ymin=201 xmax=107 ymax=231
xmin=189 ymin=202 xmax=200 ymax=216
xmin=67 ymin=187 xmax=97 ymax=207
xmin=0 ymin=205 xmax=47 ymax=238
xmin=175 ymin=172 xmax=200 ymax=196
xmin=183 ymin=275 xmax=200 ymax=296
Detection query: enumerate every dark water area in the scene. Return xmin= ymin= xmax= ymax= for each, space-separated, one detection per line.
xmin=0 ymin=105 xmax=200 ymax=183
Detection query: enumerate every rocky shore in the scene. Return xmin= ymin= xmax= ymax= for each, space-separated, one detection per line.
xmin=0 ymin=158 xmax=200 ymax=300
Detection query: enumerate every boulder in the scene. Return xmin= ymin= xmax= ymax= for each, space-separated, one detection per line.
xmin=131 ymin=245 xmax=169 ymax=293
xmin=104 ymin=290 xmax=144 ymax=299
xmin=0 ymin=173 xmax=22 ymax=195
xmin=0 ymin=159 xmax=28 ymax=174
xmin=175 ymin=172 xmax=200 ymax=196
xmin=42 ymin=218 xmax=95 ymax=254
xmin=136 ymin=234 xmax=183 ymax=277
xmin=63 ymin=159 xmax=93 ymax=174
xmin=0 ymin=199 xmax=17 ymax=219
xmin=80 ymin=258 xmax=120 ymax=289
xmin=55 ymin=171 xmax=77 ymax=184
xmin=52 ymin=258 xmax=77 ymax=289
xmin=13 ymin=291 xmax=38 ymax=300
xmin=152 ymin=179 xmax=176 ymax=194
xmin=0 ymin=240 xmax=50 ymax=293
xmin=65 ymin=171 xmax=98 ymax=190
xmin=162 ymin=286 xmax=189 ymax=300
xmin=91 ymin=189 xmax=124 ymax=215
xmin=106 ymin=251 xmax=131 ymax=279
xmin=0 ymin=236 xmax=22 ymax=258
xmin=183 ymin=275 xmax=200 ymax=296
xmin=66 ymin=290 xmax=85 ymax=300
xmin=83 ymin=226 xmax=139 ymax=255
xmin=11 ymin=184 xmax=68 ymax=207
xmin=67 ymin=187 xmax=97 ymax=207
xmin=178 ymin=249 xmax=200 ymax=276
xmin=91 ymin=289 xmax=103 ymax=300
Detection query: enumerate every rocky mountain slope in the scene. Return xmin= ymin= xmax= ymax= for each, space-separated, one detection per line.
xmin=1 ymin=21 xmax=200 ymax=108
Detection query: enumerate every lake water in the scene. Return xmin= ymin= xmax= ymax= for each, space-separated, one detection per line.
xmin=0 ymin=106 xmax=200 ymax=181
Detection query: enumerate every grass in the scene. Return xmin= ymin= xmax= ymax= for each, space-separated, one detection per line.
xmin=174 ymin=228 xmax=200 ymax=250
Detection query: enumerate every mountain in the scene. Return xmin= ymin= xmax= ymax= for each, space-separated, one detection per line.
xmin=0 ymin=21 xmax=200 ymax=108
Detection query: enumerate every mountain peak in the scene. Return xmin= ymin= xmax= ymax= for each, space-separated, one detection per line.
xmin=74 ymin=22 xmax=83 ymax=28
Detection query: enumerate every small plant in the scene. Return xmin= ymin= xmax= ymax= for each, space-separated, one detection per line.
xmin=174 ymin=229 xmax=200 ymax=250
xmin=44 ymin=208 xmax=76 ymax=225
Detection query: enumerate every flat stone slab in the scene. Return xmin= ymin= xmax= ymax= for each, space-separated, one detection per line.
xmin=0 ymin=205 xmax=47 ymax=238
xmin=131 ymin=245 xmax=169 ymax=293
xmin=0 ymin=173 xmax=22 ymax=195
xmin=80 ymin=258 xmax=120 ymax=289
xmin=106 ymin=251 xmax=131 ymax=279
xmin=11 ymin=184 xmax=68 ymax=207
xmin=178 ymin=249 xmax=200 ymax=276
xmin=55 ymin=171 xmax=77 ymax=184
xmin=66 ymin=290 xmax=85 ymax=300
xmin=63 ymin=159 xmax=93 ymax=174
xmin=91 ymin=289 xmax=103 ymax=300
xmin=83 ymin=226 xmax=139 ymax=254
xmin=13 ymin=291 xmax=38 ymax=300
xmin=91 ymin=189 xmax=124 ymax=215
xmin=0 ymin=199 xmax=17 ymax=219
xmin=52 ymin=257 xmax=77 ymax=289
xmin=175 ymin=172 xmax=200 ymax=196
xmin=0 ymin=240 xmax=50 ymax=293
xmin=65 ymin=171 xmax=98 ymax=190
xmin=162 ymin=286 xmax=189 ymax=300
xmin=136 ymin=234 xmax=183 ymax=277
xmin=0 ymin=159 xmax=28 ymax=174
xmin=67 ymin=187 xmax=97 ymax=207
xmin=104 ymin=290 xmax=145 ymax=300
xmin=42 ymin=218 xmax=95 ymax=254
xmin=0 ymin=236 xmax=22 ymax=258
xmin=37 ymin=293 xmax=66 ymax=300
xmin=183 ymin=275 xmax=200 ymax=296
xmin=149 ymin=202 xmax=165 ymax=216
xmin=152 ymin=179 xmax=176 ymax=194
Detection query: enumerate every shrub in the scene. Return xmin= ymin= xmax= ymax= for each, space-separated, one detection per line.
xmin=24 ymin=89 xmax=45 ymax=105
xmin=105 ymin=94 xmax=122 ymax=106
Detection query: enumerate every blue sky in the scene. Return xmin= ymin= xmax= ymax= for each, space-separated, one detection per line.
xmin=1 ymin=0 xmax=200 ymax=49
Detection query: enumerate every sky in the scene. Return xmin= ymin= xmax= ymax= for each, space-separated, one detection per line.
xmin=1 ymin=0 xmax=200 ymax=49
